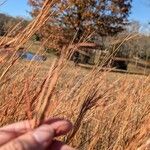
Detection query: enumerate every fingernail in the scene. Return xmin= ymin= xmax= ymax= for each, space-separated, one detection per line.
xmin=33 ymin=125 xmax=54 ymax=144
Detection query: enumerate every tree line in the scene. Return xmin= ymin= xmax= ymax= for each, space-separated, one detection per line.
xmin=0 ymin=1 xmax=149 ymax=61
xmin=28 ymin=0 xmax=132 ymax=49
xmin=0 ymin=13 xmax=29 ymax=36
xmin=28 ymin=0 xmax=150 ymax=61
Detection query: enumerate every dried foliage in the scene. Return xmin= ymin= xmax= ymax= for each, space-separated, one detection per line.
xmin=0 ymin=52 xmax=150 ymax=150
xmin=28 ymin=0 xmax=132 ymax=49
xmin=0 ymin=13 xmax=29 ymax=37
xmin=0 ymin=1 xmax=150 ymax=150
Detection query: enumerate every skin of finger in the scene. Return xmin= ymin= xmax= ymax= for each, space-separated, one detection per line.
xmin=0 ymin=118 xmax=72 ymax=133
xmin=0 ymin=118 xmax=63 ymax=132
xmin=0 ymin=118 xmax=73 ymax=146
xmin=0 ymin=121 xmax=32 ymax=146
xmin=45 ymin=119 xmax=73 ymax=137
xmin=49 ymin=140 xmax=75 ymax=150
xmin=0 ymin=125 xmax=55 ymax=150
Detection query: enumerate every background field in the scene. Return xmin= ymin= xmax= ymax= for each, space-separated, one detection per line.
xmin=0 ymin=48 xmax=149 ymax=149
xmin=0 ymin=0 xmax=150 ymax=149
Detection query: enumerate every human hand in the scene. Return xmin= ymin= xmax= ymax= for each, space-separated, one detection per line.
xmin=0 ymin=118 xmax=74 ymax=150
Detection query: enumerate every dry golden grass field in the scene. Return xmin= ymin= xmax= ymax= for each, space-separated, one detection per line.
xmin=0 ymin=52 xmax=149 ymax=149
xmin=0 ymin=1 xmax=150 ymax=149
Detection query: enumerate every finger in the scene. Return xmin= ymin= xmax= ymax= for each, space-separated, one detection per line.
xmin=45 ymin=119 xmax=73 ymax=137
xmin=0 ymin=119 xmax=72 ymax=146
xmin=0 ymin=120 xmax=32 ymax=146
xmin=50 ymin=140 xmax=75 ymax=150
xmin=1 ymin=125 xmax=54 ymax=150
xmin=0 ymin=120 xmax=32 ymax=133
xmin=0 ymin=118 xmax=68 ymax=133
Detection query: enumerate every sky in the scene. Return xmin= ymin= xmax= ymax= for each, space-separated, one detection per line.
xmin=0 ymin=0 xmax=31 ymax=18
xmin=129 ymin=0 xmax=150 ymax=24
xmin=0 ymin=0 xmax=150 ymax=25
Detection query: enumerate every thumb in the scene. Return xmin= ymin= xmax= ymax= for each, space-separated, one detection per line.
xmin=1 ymin=125 xmax=54 ymax=150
